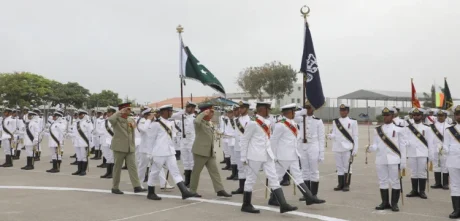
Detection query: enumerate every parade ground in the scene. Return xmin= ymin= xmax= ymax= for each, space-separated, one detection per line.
xmin=0 ymin=125 xmax=453 ymax=221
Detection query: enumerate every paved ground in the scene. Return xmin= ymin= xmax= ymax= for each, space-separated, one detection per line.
xmin=0 ymin=125 xmax=455 ymax=221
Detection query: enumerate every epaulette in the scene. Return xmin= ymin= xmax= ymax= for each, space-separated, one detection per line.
xmin=86 ymin=120 xmax=91 ymax=123
xmin=423 ymin=124 xmax=430 ymax=127
xmin=277 ymin=119 xmax=286 ymax=123
xmin=312 ymin=117 xmax=321 ymax=120
xmin=394 ymin=124 xmax=403 ymax=128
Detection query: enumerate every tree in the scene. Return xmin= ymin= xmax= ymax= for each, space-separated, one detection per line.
xmin=0 ymin=72 xmax=54 ymax=107
xmin=237 ymin=61 xmax=297 ymax=102
xmin=88 ymin=90 xmax=122 ymax=108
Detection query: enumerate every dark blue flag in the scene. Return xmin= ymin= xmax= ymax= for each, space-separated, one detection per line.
xmin=300 ymin=22 xmax=325 ymax=109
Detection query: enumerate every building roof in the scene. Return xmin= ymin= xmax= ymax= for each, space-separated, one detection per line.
xmin=149 ymin=96 xmax=215 ymax=108
xmin=337 ymin=89 xmax=429 ymax=101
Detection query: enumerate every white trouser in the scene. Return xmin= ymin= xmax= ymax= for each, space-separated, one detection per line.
xmin=275 ymin=160 xmax=303 ymax=185
xmin=235 ymin=150 xmax=246 ymax=179
xmin=222 ymin=141 xmax=230 ymax=158
xmin=408 ymin=157 xmax=427 ymax=179
xmin=244 ymin=160 xmax=281 ymax=192
xmin=181 ymin=147 xmax=194 ymax=170
xmin=433 ymin=152 xmax=448 ymax=173
xmin=49 ymin=146 xmax=63 ymax=160
xmin=449 ymin=167 xmax=460 ymax=196
xmin=147 ymin=156 xmax=183 ymax=186
xmin=25 ymin=145 xmax=34 ymax=157
xmin=2 ymin=139 xmax=11 ymax=155
xmin=138 ymin=152 xmax=151 ymax=186
xmin=300 ymin=148 xmax=320 ymax=181
xmin=229 ymin=146 xmax=236 ymax=164
xmin=75 ymin=146 xmax=88 ymax=162
xmin=93 ymin=136 xmax=100 ymax=150
xmin=376 ymin=164 xmax=400 ymax=189
xmin=135 ymin=145 xmax=140 ymax=164
xmin=101 ymin=145 xmax=114 ymax=163
xmin=334 ymin=151 xmax=352 ymax=175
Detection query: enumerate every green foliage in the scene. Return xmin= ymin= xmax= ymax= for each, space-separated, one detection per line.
xmin=237 ymin=61 xmax=297 ymax=101
xmin=88 ymin=90 xmax=123 ymax=108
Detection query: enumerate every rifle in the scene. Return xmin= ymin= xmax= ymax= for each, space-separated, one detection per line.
xmin=346 ymin=150 xmax=354 ymax=184
xmin=399 ymin=164 xmax=404 ymax=205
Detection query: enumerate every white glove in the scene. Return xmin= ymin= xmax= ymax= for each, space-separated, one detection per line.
xmin=327 ymin=134 xmax=334 ymax=140
xmin=352 ymin=148 xmax=358 ymax=156
xmin=366 ymin=145 xmax=372 ymax=153
xmin=240 ymin=158 xmax=247 ymax=165
xmin=400 ymin=163 xmax=406 ymax=170
xmin=33 ymin=139 xmax=38 ymax=145
xmin=318 ymin=152 xmax=325 ymax=163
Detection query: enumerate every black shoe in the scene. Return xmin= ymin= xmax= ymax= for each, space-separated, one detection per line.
xmin=90 ymin=147 xmax=95 ymax=154
xmin=70 ymin=159 xmax=78 ymax=165
xmin=443 ymin=173 xmax=450 ymax=190
xmin=298 ymin=182 xmax=324 ymax=205
xmin=70 ymin=153 xmax=76 ymax=158
xmin=106 ymin=164 xmax=113 ymax=179
xmin=134 ymin=186 xmax=147 ymax=193
xmin=100 ymin=163 xmax=112 ymax=178
xmin=334 ymin=175 xmax=344 ymax=191
xmin=232 ymin=179 xmax=245 ymax=194
xmin=12 ymin=150 xmax=21 ymax=160
xmin=431 ymin=172 xmax=443 ymax=189
xmin=184 ymin=170 xmax=192 ymax=187
xmin=227 ymin=165 xmax=237 ymax=180
xmin=310 ymin=181 xmax=326 ymax=203
xmin=147 ymin=186 xmax=161 ymax=200
xmin=299 ymin=180 xmax=310 ymax=201
xmin=175 ymin=150 xmax=181 ymax=161
xmin=241 ymin=192 xmax=260 ymax=214
xmin=111 ymin=189 xmax=124 ymax=195
xmin=343 ymin=173 xmax=351 ymax=192
xmin=97 ymin=157 xmax=107 ymax=168
xmin=217 ymin=190 xmax=232 ymax=197
xmin=79 ymin=162 xmax=87 ymax=176
xmin=72 ymin=161 xmax=82 ymax=175
xmin=46 ymin=160 xmax=60 ymax=173
xmin=21 ymin=157 xmax=34 ymax=170
xmin=375 ymin=189 xmax=391 ymax=210
xmin=177 ymin=181 xmax=196 ymax=199
xmin=280 ymin=171 xmax=290 ymax=186
xmin=222 ymin=158 xmax=231 ymax=170
xmin=419 ymin=178 xmax=427 ymax=199
xmin=268 ymin=192 xmax=280 ymax=206
xmin=272 ymin=188 xmax=297 ymax=213
xmin=449 ymin=196 xmax=460 ymax=219
xmin=0 ymin=155 xmax=13 ymax=167
xmin=391 ymin=189 xmax=400 ymax=212
xmin=406 ymin=179 xmax=419 ymax=197
xmin=90 ymin=150 xmax=100 ymax=160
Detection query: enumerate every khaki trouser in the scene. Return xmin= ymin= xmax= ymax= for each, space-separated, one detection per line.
xmin=112 ymin=150 xmax=140 ymax=190
xmin=190 ymin=154 xmax=224 ymax=193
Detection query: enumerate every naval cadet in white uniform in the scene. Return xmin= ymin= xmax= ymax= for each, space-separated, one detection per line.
xmin=1 ymin=107 xmax=16 ymax=167
xmin=367 ymin=107 xmax=406 ymax=212
xmin=46 ymin=111 xmax=67 ymax=173
xmin=430 ymin=109 xmax=450 ymax=190
xmin=232 ymin=101 xmax=251 ymax=195
xmin=100 ymin=106 xmax=117 ymax=179
xmin=72 ymin=110 xmax=94 ymax=176
xmin=328 ymin=104 xmax=359 ymax=192
xmin=405 ymin=108 xmax=434 ymax=199
xmin=21 ymin=111 xmax=40 ymax=170
xmin=443 ymin=105 xmax=460 ymax=219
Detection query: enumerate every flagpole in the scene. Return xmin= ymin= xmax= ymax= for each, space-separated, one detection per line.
xmin=177 ymin=24 xmax=186 ymax=139
xmin=411 ymin=78 xmax=414 ymax=108
xmin=301 ymin=5 xmax=310 ymax=144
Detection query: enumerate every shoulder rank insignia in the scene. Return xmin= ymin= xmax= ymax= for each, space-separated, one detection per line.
xmin=313 ymin=117 xmax=320 ymax=120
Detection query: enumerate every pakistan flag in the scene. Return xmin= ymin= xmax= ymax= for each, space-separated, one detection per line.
xmin=180 ymin=45 xmax=226 ymax=95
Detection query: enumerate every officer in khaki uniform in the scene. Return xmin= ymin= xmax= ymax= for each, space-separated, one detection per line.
xmin=189 ymin=104 xmax=231 ymax=197
xmin=109 ymin=102 xmax=146 ymax=194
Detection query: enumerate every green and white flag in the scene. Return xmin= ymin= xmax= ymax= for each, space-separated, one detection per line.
xmin=180 ymin=39 xmax=225 ymax=95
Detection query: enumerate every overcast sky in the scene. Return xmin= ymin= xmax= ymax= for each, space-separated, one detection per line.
xmin=1 ymin=0 xmax=459 ymax=105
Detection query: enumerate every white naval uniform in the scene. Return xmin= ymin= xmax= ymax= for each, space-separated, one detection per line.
xmin=133 ymin=116 xmax=142 ymax=164
xmin=1 ymin=116 xmax=17 ymax=156
xmin=48 ymin=118 xmax=66 ymax=161
xmin=240 ymin=115 xmax=280 ymax=192
xmin=329 ymin=117 xmax=359 ymax=175
xmin=24 ymin=117 xmax=40 ymax=157
xmin=443 ymin=123 xmax=460 ymax=196
xmin=393 ymin=117 xmax=407 ymax=127
xmin=137 ymin=117 xmax=152 ymax=187
xmin=425 ymin=116 xmax=436 ymax=125
xmin=295 ymin=110 xmax=325 ymax=182
xmin=432 ymin=120 xmax=449 ymax=173
xmin=271 ymin=118 xmax=303 ymax=185
xmin=72 ymin=118 xmax=94 ymax=162
xmin=146 ymin=117 xmax=184 ymax=187
xmin=44 ymin=118 xmax=54 ymax=161
xmin=94 ymin=117 xmax=105 ymax=150
xmin=405 ymin=122 xmax=434 ymax=179
xmin=69 ymin=119 xmax=79 ymax=158
xmin=171 ymin=110 xmax=196 ymax=170
xmin=368 ymin=123 xmax=407 ymax=189
xmin=219 ymin=115 xmax=230 ymax=159
xmin=236 ymin=114 xmax=251 ymax=179
xmin=223 ymin=117 xmax=236 ymax=164
xmin=15 ymin=117 xmax=26 ymax=152
xmin=172 ymin=119 xmax=182 ymax=152
xmin=101 ymin=118 xmax=114 ymax=164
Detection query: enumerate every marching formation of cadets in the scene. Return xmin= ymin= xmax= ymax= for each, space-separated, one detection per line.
xmin=2 ymin=101 xmax=460 ymax=218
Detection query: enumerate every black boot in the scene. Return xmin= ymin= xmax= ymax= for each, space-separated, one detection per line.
xmin=375 ymin=189 xmax=391 ymax=210
xmin=449 ymin=196 xmax=460 ymax=219
xmin=97 ymin=157 xmax=107 ymax=168
xmin=431 ymin=172 xmax=442 ymax=189
xmin=175 ymin=150 xmax=181 ymax=161
xmin=232 ymin=179 xmax=245 ymax=194
xmin=443 ymin=173 xmax=450 ymax=190
xmin=100 ymin=163 xmax=112 ymax=178
xmin=406 ymin=178 xmax=419 ymax=197
xmin=391 ymin=189 xmax=400 ymax=212
xmin=334 ymin=175 xmax=344 ymax=191
xmin=222 ymin=158 xmax=231 ymax=170
xmin=70 ymin=158 xmax=78 ymax=165
xmin=268 ymin=192 xmax=280 ymax=206
xmin=34 ymin=151 xmax=41 ymax=161
xmin=90 ymin=150 xmax=99 ymax=160
xmin=106 ymin=164 xmax=113 ymax=179
xmin=419 ymin=178 xmax=427 ymax=199
xmin=298 ymin=182 xmax=324 ymax=205
xmin=79 ymin=162 xmax=87 ymax=176
xmin=227 ymin=165 xmax=237 ymax=180
xmin=144 ymin=167 xmax=149 ymax=182
xmin=310 ymin=181 xmax=326 ymax=203
xmin=343 ymin=173 xmax=351 ymax=192
xmin=177 ymin=181 xmax=196 ymax=199
xmin=21 ymin=157 xmax=34 ymax=170
xmin=299 ymin=180 xmax=310 ymax=201
xmin=241 ymin=192 xmax=260 ymax=213
xmin=72 ymin=161 xmax=82 ymax=175
xmin=184 ymin=170 xmax=192 ymax=187
xmin=280 ymin=171 xmax=290 ymax=186
xmin=147 ymin=186 xmax=161 ymax=200
xmin=46 ymin=160 xmax=60 ymax=173
xmin=90 ymin=147 xmax=95 ymax=154
xmin=13 ymin=150 xmax=21 ymax=160
xmin=0 ymin=155 xmax=13 ymax=167
xmin=272 ymin=188 xmax=298 ymax=213
xmin=220 ymin=153 xmax=226 ymax=164
xmin=70 ymin=153 xmax=76 ymax=158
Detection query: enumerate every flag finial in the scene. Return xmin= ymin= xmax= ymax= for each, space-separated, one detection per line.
xmin=176 ymin=25 xmax=184 ymax=34
xmin=300 ymin=5 xmax=310 ymax=21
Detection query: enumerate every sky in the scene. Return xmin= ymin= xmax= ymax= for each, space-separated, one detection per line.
xmin=1 ymin=0 xmax=460 ymax=105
